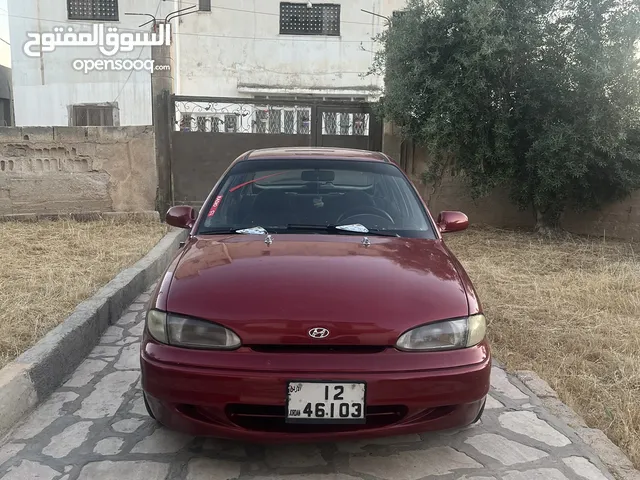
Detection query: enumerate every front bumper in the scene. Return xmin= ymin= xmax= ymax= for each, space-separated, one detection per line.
xmin=140 ymin=333 xmax=491 ymax=442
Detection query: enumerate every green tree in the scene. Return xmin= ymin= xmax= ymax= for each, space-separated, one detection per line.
xmin=373 ymin=0 xmax=640 ymax=232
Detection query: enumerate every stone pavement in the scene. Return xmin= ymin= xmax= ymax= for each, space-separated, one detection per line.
xmin=0 ymin=288 xmax=616 ymax=480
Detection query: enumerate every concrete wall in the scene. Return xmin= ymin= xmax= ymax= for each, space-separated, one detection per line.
xmin=8 ymin=0 xmax=179 ymax=126
xmin=383 ymin=124 xmax=640 ymax=240
xmin=0 ymin=126 xmax=157 ymax=214
xmin=168 ymin=0 xmax=406 ymax=100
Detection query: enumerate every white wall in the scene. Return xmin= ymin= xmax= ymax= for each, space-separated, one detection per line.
xmin=176 ymin=0 xmax=406 ymax=100
xmin=8 ymin=0 xmax=179 ymax=126
xmin=0 ymin=0 xmax=10 ymax=67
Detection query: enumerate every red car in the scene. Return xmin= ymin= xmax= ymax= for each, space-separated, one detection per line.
xmin=140 ymin=147 xmax=491 ymax=442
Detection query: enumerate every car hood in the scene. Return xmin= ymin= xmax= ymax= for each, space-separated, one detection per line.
xmin=164 ymin=234 xmax=471 ymax=346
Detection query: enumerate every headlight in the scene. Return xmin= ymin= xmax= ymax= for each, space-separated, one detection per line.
xmin=145 ymin=310 xmax=241 ymax=350
xmin=396 ymin=314 xmax=486 ymax=351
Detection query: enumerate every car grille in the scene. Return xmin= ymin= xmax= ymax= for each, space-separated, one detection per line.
xmin=249 ymin=345 xmax=386 ymax=354
xmin=225 ymin=404 xmax=407 ymax=432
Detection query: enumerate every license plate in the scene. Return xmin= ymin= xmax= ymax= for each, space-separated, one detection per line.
xmin=286 ymin=381 xmax=366 ymax=424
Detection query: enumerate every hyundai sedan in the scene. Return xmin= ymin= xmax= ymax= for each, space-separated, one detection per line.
xmin=140 ymin=147 xmax=491 ymax=442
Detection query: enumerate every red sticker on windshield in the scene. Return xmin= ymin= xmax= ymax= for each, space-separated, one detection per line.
xmin=207 ymin=195 xmax=223 ymax=217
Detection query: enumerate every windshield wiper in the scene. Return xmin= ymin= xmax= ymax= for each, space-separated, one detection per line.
xmin=284 ymin=224 xmax=400 ymax=237
xmin=199 ymin=226 xmax=270 ymax=235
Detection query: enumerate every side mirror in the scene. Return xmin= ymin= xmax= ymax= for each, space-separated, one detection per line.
xmin=437 ymin=211 xmax=469 ymax=233
xmin=166 ymin=206 xmax=196 ymax=229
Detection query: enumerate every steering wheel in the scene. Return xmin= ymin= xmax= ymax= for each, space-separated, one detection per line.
xmin=336 ymin=206 xmax=395 ymax=225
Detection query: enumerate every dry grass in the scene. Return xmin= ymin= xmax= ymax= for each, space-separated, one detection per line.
xmin=0 ymin=218 xmax=168 ymax=369
xmin=446 ymin=225 xmax=640 ymax=468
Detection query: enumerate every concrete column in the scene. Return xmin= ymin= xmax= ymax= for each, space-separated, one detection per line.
xmin=151 ymin=21 xmax=175 ymax=217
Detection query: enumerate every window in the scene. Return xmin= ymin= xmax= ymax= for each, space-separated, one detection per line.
xmin=67 ymin=0 xmax=119 ymax=21
xmin=199 ymin=0 xmax=211 ymax=11
xmin=224 ymin=115 xmax=238 ymax=133
xmin=280 ymin=3 xmax=340 ymax=36
xmin=197 ymin=159 xmax=435 ymax=238
xmin=72 ymin=105 xmax=116 ymax=126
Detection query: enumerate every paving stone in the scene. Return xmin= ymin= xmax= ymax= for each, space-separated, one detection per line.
xmin=265 ymin=445 xmax=327 ymax=468
xmin=349 ymin=446 xmax=481 ymax=480
xmin=129 ymin=321 xmax=145 ymax=337
xmin=563 ymin=457 xmax=609 ymax=480
xmin=485 ymin=395 xmax=504 ymax=410
xmin=186 ymin=458 xmax=242 ymax=480
xmin=0 ymin=444 xmax=24 ymax=468
xmin=12 ymin=392 xmax=78 ymax=439
xmin=116 ymin=336 xmax=139 ymax=346
xmin=114 ymin=343 xmax=141 ymax=370
xmin=100 ymin=326 xmax=125 ymax=345
xmin=252 ymin=476 xmax=362 ymax=480
xmin=112 ymin=418 xmax=146 ymax=433
xmin=336 ymin=434 xmax=421 ymax=453
xmin=64 ymin=359 xmax=108 ymax=388
xmin=0 ymin=460 xmax=60 ymax=480
xmin=491 ymin=367 xmax=529 ymax=400
xmin=465 ymin=433 xmax=548 ymax=466
xmin=458 ymin=477 xmax=498 ymax=480
xmin=94 ymin=438 xmax=124 ymax=456
xmin=502 ymin=468 xmax=570 ymax=480
xmin=89 ymin=346 xmax=122 ymax=358
xmin=131 ymin=427 xmax=193 ymax=454
xmin=42 ymin=421 xmax=93 ymax=458
xmin=137 ymin=294 xmax=151 ymax=303
xmin=116 ymin=312 xmax=139 ymax=326
xmin=76 ymin=460 xmax=169 ymax=480
xmin=130 ymin=396 xmax=149 ymax=416
xmin=499 ymin=411 xmax=571 ymax=447
xmin=129 ymin=303 xmax=145 ymax=311
xmin=76 ymin=371 xmax=139 ymax=419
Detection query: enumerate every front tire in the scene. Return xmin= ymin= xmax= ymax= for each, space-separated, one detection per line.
xmin=142 ymin=391 xmax=157 ymax=420
xmin=471 ymin=398 xmax=486 ymax=424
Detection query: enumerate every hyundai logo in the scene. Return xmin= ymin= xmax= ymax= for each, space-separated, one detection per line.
xmin=308 ymin=327 xmax=330 ymax=339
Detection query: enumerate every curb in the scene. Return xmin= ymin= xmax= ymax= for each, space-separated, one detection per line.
xmin=0 ymin=228 xmax=188 ymax=439
xmin=514 ymin=370 xmax=640 ymax=480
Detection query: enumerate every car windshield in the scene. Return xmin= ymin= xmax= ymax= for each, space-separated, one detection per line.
xmin=197 ymin=159 xmax=436 ymax=238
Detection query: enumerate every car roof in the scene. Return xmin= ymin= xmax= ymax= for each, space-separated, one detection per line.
xmin=239 ymin=147 xmax=392 ymax=163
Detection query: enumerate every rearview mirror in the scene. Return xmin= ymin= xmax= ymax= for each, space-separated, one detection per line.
xmin=301 ymin=170 xmax=335 ymax=182
xmin=437 ymin=211 xmax=469 ymax=233
xmin=166 ymin=206 xmax=196 ymax=229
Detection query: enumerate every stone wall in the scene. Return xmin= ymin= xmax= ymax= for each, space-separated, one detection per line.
xmin=383 ymin=123 xmax=640 ymax=240
xmin=0 ymin=126 xmax=157 ymax=215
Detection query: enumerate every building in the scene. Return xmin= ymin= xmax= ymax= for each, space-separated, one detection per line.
xmin=178 ymin=0 xmax=402 ymax=101
xmin=0 ymin=4 xmax=13 ymax=126
xmin=8 ymin=0 xmax=180 ymax=127
xmin=0 ymin=65 xmax=12 ymax=126
xmin=8 ymin=0 xmax=405 ymax=127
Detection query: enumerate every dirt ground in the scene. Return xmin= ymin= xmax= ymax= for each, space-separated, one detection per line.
xmin=0 ymin=218 xmax=168 ymax=369
xmin=446 ymin=225 xmax=640 ymax=469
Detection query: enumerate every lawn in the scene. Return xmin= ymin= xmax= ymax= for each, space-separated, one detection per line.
xmin=0 ymin=218 xmax=168 ymax=369
xmin=446 ymin=226 xmax=640 ymax=468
